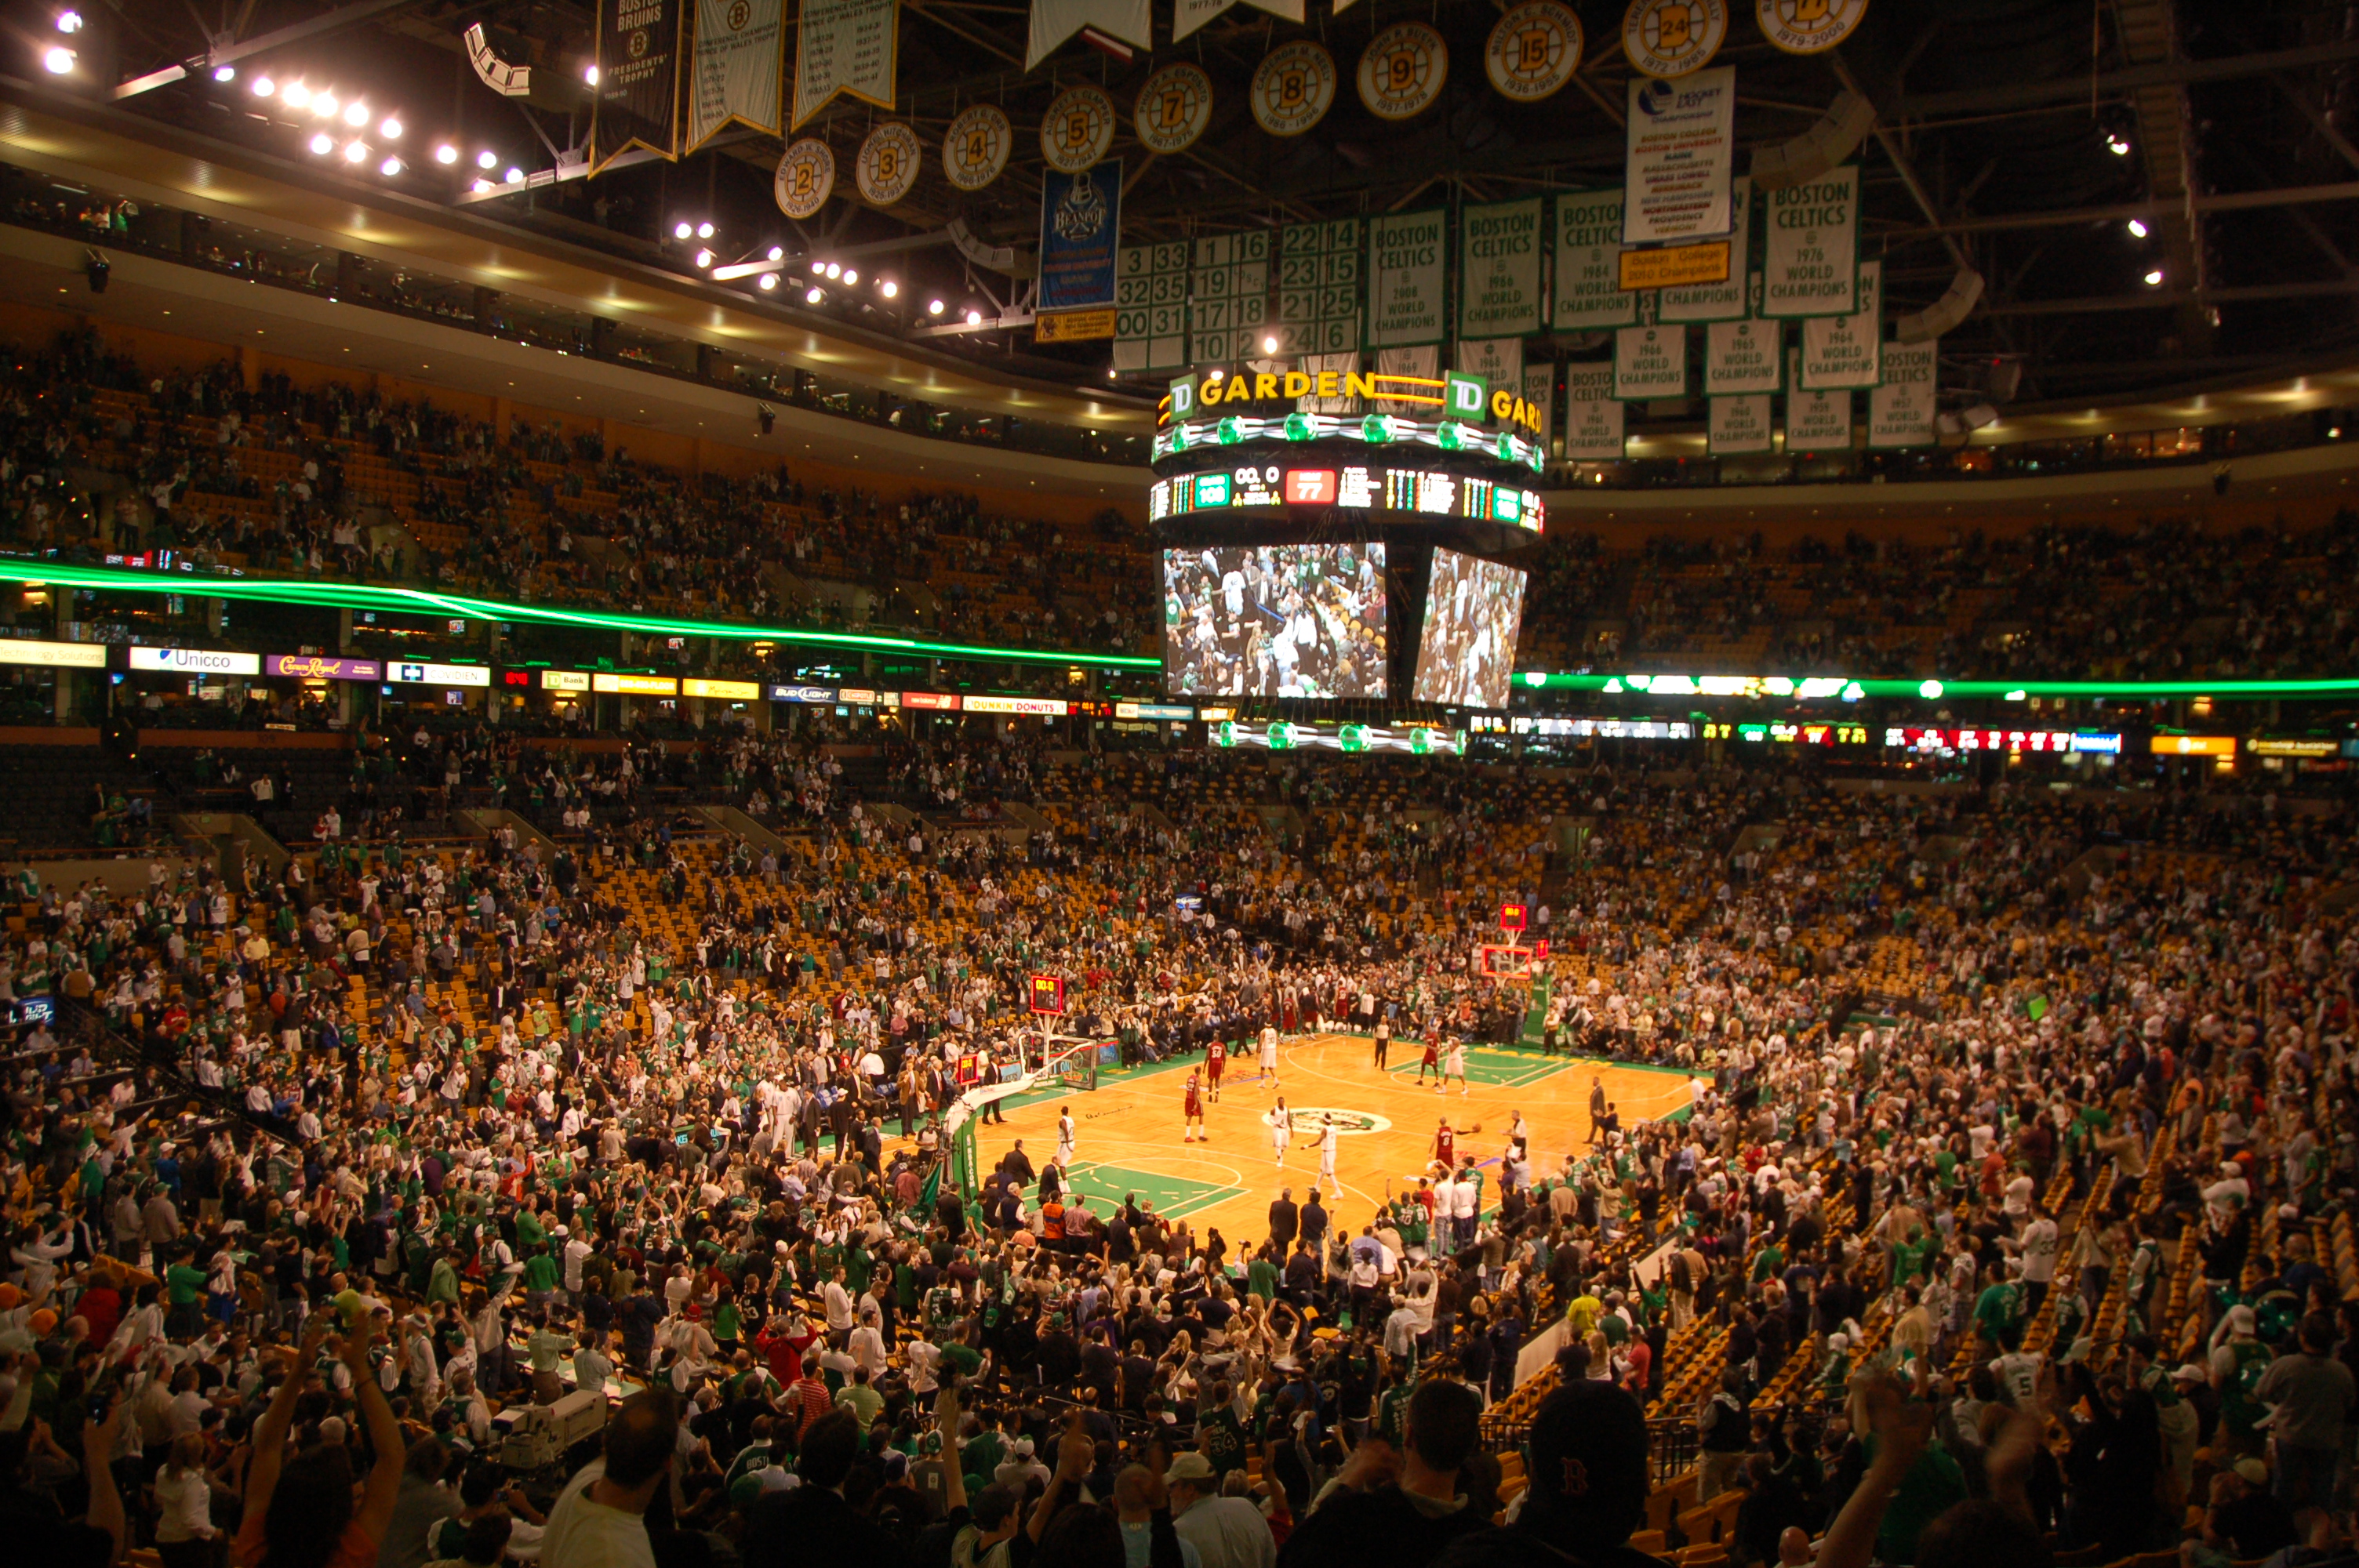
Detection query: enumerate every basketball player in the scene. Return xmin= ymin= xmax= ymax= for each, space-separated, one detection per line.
xmin=1183 ymin=1069 xmax=1205 ymax=1143
xmin=1259 ymin=1022 xmax=1281 ymax=1087
xmin=1416 ymin=1025 xmax=1441 ymax=1085
xmin=1056 ymin=1106 xmax=1078 ymax=1167
xmin=1442 ymin=1039 xmax=1468 ymax=1096
xmin=1309 ymin=1113 xmax=1339 ymax=1187
xmin=1434 ymin=1116 xmax=1456 ymax=1174
xmin=1206 ymin=1036 xmax=1226 ymax=1102
xmin=1267 ymin=1096 xmax=1292 ymax=1167
xmin=1372 ymin=1014 xmax=1391 ymax=1070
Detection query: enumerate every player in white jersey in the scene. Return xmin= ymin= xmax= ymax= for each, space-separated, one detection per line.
xmin=1259 ymin=1023 xmax=1281 ymax=1084
xmin=1267 ymin=1098 xmax=1292 ymax=1166
xmin=1310 ymin=1115 xmax=1339 ymax=1185
xmin=1443 ymin=1040 xmax=1468 ymax=1095
xmin=1056 ymin=1107 xmax=1077 ymax=1167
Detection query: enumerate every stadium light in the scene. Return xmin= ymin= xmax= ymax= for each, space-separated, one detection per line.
xmin=2106 ymin=133 xmax=2132 ymax=155
xmin=965 ymin=308 xmax=983 ymax=326
xmin=342 ymin=101 xmax=369 ymax=128
xmin=434 ymin=143 xmax=458 ymax=165
xmin=503 ymin=167 xmax=524 ymax=183
xmin=380 ymin=117 xmax=402 ymax=140
xmin=879 ymin=280 xmax=897 ymax=298
xmin=583 ymin=64 xmax=600 ymax=85
xmin=2144 ymin=267 xmax=2165 ymax=286
xmin=675 ymin=221 xmax=694 ymax=240
xmin=212 ymin=65 xmax=235 ymax=83
xmin=312 ymin=91 xmax=339 ymax=118
xmin=2126 ymin=218 xmax=2148 ymax=238
xmin=282 ymin=82 xmax=310 ymax=108
xmin=343 ymin=141 xmax=370 ymax=164
xmin=805 ymin=286 xmax=823 ymax=303
xmin=768 ymin=245 xmax=783 ymax=261
xmin=693 ymin=249 xmax=714 ymax=269
xmin=843 ymin=269 xmax=858 ymax=285
xmin=823 ymin=262 xmax=841 ymax=278
xmin=379 ymin=156 xmax=403 ymax=177
xmin=42 ymin=45 xmax=72 ymax=74
xmin=758 ymin=274 xmax=777 ymax=290
xmin=476 ymin=149 xmax=498 ymax=169
xmin=307 ymin=132 xmax=333 ymax=155
xmin=250 ymin=74 xmax=274 ymax=96
xmin=696 ymin=221 xmax=714 ymax=239
xmin=55 ymin=11 xmax=82 ymax=32
xmin=927 ymin=299 xmax=943 ymax=315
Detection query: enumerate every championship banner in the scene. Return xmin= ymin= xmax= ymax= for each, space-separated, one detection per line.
xmin=1552 ymin=189 xmax=1637 ymax=329
xmin=1868 ymin=339 xmax=1938 ymax=448
xmin=1659 ymin=175 xmax=1750 ymax=321
xmin=689 ymin=0 xmax=784 ymax=150
xmin=1521 ymin=361 xmax=1558 ymax=449
xmin=1764 ymin=163 xmax=1859 ymax=318
xmin=1704 ymin=313 xmax=1781 ymax=394
xmin=1174 ymin=0 xmax=1303 ymax=44
xmin=1708 ymin=393 xmax=1773 ymax=454
xmin=1367 ymin=209 xmax=1448 ymax=347
xmin=792 ymin=0 xmax=899 ymax=129
xmin=1614 ymin=323 xmax=1688 ymax=401
xmin=1038 ymin=158 xmax=1122 ymax=315
xmin=1563 ymin=365 xmax=1626 ymax=460
xmin=593 ymin=0 xmax=685 ymax=173
xmin=1375 ymin=345 xmax=1440 ymax=412
xmin=1458 ymin=337 xmax=1524 ymax=388
xmin=1024 ymin=0 xmax=1150 ymax=70
xmin=1303 ymin=350 xmax=1361 ymax=415
xmin=1458 ymin=198 xmax=1546 ymax=339
xmin=1801 ymin=258 xmax=1881 ymax=388
xmin=1783 ymin=348 xmax=1851 ymax=449
xmin=1623 ymin=64 xmax=1735 ymax=244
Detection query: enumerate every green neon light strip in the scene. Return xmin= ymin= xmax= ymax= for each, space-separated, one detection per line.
xmin=0 ymin=562 xmax=1160 ymax=670
xmin=1518 ymin=673 xmax=2359 ymax=701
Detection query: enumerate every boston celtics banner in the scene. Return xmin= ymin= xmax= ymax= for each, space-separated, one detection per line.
xmin=1459 ymin=198 xmax=1546 ymax=339
xmin=1764 ymin=163 xmax=1859 ymax=318
xmin=1613 ymin=323 xmax=1688 ymax=401
xmin=594 ymin=0 xmax=685 ymax=173
xmin=1869 ymin=339 xmax=1939 ymax=448
xmin=1522 ymin=361 xmax=1558 ymax=450
xmin=1709 ymin=393 xmax=1773 ymax=455
xmin=1659 ymin=176 xmax=1750 ymax=321
xmin=1801 ymin=259 xmax=1881 ymax=389
xmin=689 ymin=0 xmax=784 ymax=149
xmin=1024 ymin=0 xmax=1150 ymax=70
xmin=792 ymin=0 xmax=899 ymax=129
xmin=1376 ymin=345 xmax=1441 ymax=412
xmin=1783 ymin=348 xmax=1852 ymax=449
xmin=1563 ymin=365 xmax=1624 ymax=460
xmin=1704 ymin=314 xmax=1780 ymax=394
xmin=1458 ymin=337 xmax=1523 ymax=388
xmin=1367 ymin=209 xmax=1447 ymax=347
xmin=1552 ymin=189 xmax=1636 ymax=329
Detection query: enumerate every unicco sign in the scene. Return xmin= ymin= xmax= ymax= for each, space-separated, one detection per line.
xmin=129 ymin=645 xmax=260 ymax=676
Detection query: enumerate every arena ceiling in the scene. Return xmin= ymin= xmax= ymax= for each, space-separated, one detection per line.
xmin=37 ymin=0 xmax=2359 ymax=423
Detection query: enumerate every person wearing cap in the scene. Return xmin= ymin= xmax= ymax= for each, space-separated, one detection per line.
xmin=2196 ymin=1454 xmax=2299 ymax=1563
xmin=2209 ymin=1301 xmax=2275 ymax=1454
xmin=1276 ymin=1379 xmax=1485 ymax=1568
xmin=1429 ymin=1380 xmax=1661 ymax=1568
xmin=1167 ymin=1449 xmax=1275 ymax=1568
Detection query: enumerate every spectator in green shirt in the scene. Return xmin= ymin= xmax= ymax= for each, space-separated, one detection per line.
xmin=836 ymin=1364 xmax=884 ymax=1427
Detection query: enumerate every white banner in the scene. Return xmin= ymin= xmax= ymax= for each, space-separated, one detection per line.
xmin=792 ymin=0 xmax=898 ymax=129
xmin=1174 ymin=0 xmax=1304 ymax=43
xmin=1303 ymin=350 xmax=1361 ymax=415
xmin=1023 ymin=0 xmax=1149 ymax=71
xmin=1552 ymin=188 xmax=1636 ymax=329
xmin=1563 ymin=365 xmax=1625 ymax=459
xmin=1376 ymin=345 xmax=1440 ymax=412
xmin=1869 ymin=340 xmax=1939 ymax=448
xmin=1659 ymin=175 xmax=1750 ymax=321
xmin=1704 ymin=314 xmax=1780 ymax=394
xmin=1784 ymin=349 xmax=1852 ymax=449
xmin=1801 ymin=259 xmax=1882 ymax=388
xmin=1614 ymin=323 xmax=1688 ymax=401
xmin=689 ymin=0 xmax=784 ymax=147
xmin=1458 ymin=337 xmax=1524 ymax=387
xmin=1368 ymin=209 xmax=1448 ymax=347
xmin=1522 ymin=362 xmax=1558 ymax=451
xmin=1708 ymin=393 xmax=1774 ymax=454
xmin=1764 ymin=163 xmax=1859 ymax=318
xmin=1623 ymin=66 xmax=1736 ymax=245
xmin=1459 ymin=198 xmax=1547 ymax=338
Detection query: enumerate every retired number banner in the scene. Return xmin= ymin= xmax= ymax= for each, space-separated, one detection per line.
xmin=793 ymin=0 xmax=900 ymax=129
xmin=594 ymin=0 xmax=685 ymax=172
xmin=689 ymin=0 xmax=784 ymax=149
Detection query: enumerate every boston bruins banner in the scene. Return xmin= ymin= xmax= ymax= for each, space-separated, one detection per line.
xmin=594 ymin=0 xmax=686 ymax=174
xmin=793 ymin=0 xmax=899 ymax=129
xmin=688 ymin=0 xmax=783 ymax=150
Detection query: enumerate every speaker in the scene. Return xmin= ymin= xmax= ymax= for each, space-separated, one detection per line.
xmin=1751 ymin=90 xmax=1877 ymax=191
xmin=1896 ymin=270 xmax=1984 ymax=343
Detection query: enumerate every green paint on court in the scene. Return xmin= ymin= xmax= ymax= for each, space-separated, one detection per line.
xmin=1384 ymin=1046 xmax=1568 ymax=1089
xmin=1061 ymin=1161 xmax=1245 ymax=1222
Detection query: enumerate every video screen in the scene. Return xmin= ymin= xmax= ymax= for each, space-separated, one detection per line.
xmin=1411 ymin=548 xmax=1527 ymax=709
xmin=1161 ymin=544 xmax=1387 ymax=699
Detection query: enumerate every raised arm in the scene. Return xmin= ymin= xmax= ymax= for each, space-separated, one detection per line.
xmin=243 ymin=1316 xmax=333 ymax=1524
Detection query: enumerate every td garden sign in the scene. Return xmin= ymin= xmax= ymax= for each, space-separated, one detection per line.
xmin=1162 ymin=366 xmax=1549 ymax=441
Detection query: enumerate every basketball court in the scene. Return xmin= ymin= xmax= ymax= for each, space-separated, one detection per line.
xmin=969 ymin=1033 xmax=1692 ymax=1245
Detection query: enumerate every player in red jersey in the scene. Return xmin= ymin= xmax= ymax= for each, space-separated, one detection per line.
xmin=1206 ymin=1037 xmax=1226 ymax=1102
xmin=1416 ymin=1025 xmax=1442 ymax=1084
xmin=1183 ymin=1070 xmax=1205 ymax=1142
xmin=1434 ymin=1116 xmax=1456 ymax=1173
